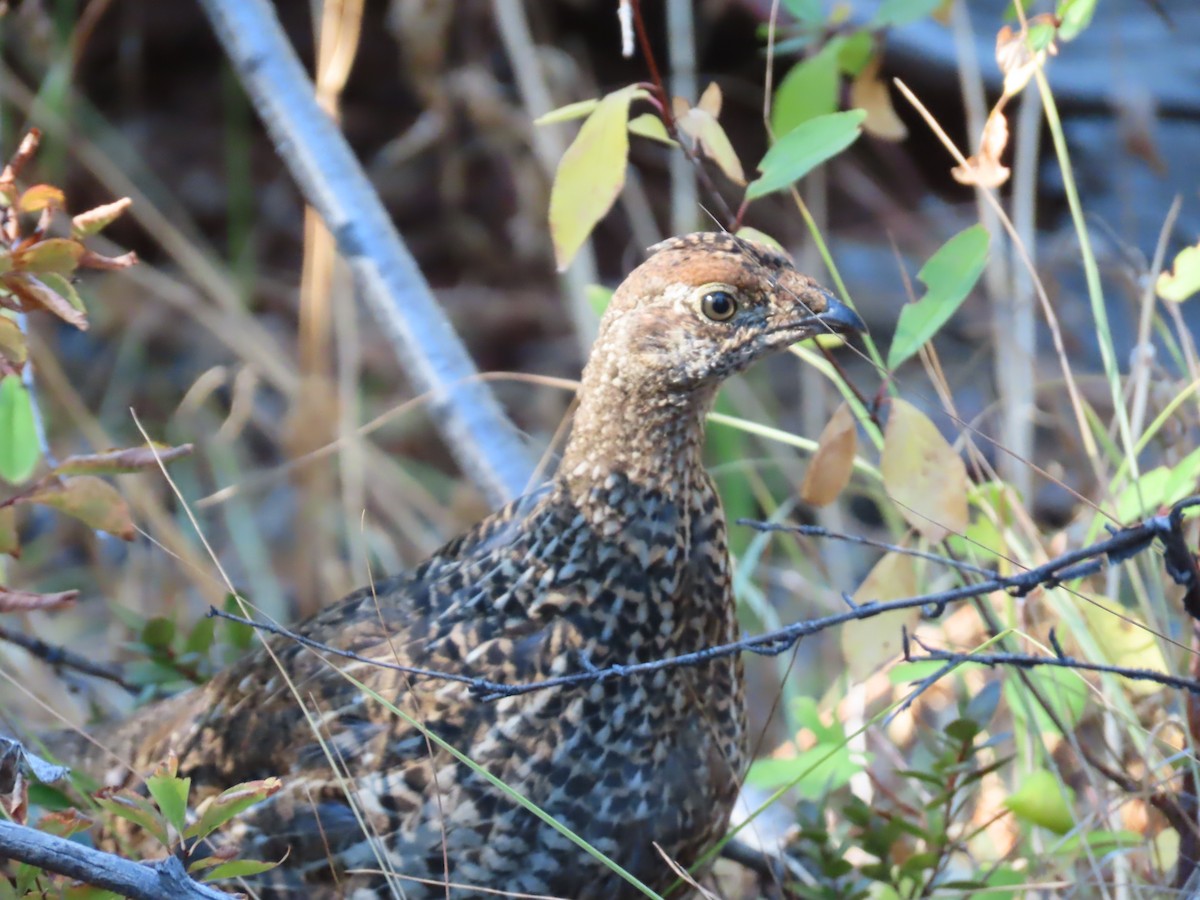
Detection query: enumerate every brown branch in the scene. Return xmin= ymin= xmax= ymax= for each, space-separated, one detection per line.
xmin=0 ymin=820 xmax=229 ymax=900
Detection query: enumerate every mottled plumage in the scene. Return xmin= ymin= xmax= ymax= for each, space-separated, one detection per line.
xmin=61 ymin=232 xmax=862 ymax=898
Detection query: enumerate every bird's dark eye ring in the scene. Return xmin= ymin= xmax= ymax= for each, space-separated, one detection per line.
xmin=700 ymin=289 xmax=737 ymax=322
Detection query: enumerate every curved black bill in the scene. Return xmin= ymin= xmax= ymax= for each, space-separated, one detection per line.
xmin=815 ymin=292 xmax=866 ymax=335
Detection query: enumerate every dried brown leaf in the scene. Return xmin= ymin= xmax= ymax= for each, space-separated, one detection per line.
xmin=54 ymin=443 xmax=194 ymax=477
xmin=0 ymin=131 xmax=42 ymax=191
xmin=849 ymin=58 xmax=908 ymax=141
xmin=881 ymin=398 xmax=968 ymax=542
xmin=78 ymin=248 xmax=138 ymax=271
xmin=801 ymin=402 xmax=858 ymax=506
xmin=996 ymin=16 xmax=1058 ymax=98
xmin=952 ymin=106 xmax=1011 ymax=188
xmin=0 ymin=585 xmax=79 ymax=612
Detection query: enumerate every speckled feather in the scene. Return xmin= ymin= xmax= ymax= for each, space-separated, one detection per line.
xmin=60 ymin=232 xmax=859 ymax=898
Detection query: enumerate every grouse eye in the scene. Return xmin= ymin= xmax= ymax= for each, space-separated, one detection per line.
xmin=700 ymin=289 xmax=737 ymax=322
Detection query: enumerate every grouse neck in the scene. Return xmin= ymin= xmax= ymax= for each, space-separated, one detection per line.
xmin=560 ymin=364 xmax=715 ymax=506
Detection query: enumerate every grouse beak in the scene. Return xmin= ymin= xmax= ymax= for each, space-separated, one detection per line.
xmin=810 ymin=289 xmax=866 ymax=336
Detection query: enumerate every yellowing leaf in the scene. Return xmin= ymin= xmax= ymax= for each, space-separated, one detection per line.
xmin=0 ymin=316 xmax=26 ymax=364
xmin=801 ymin=402 xmax=857 ymax=506
xmin=733 ymin=227 xmax=785 ymax=253
xmin=535 ymin=99 xmax=598 ymax=125
xmin=627 ymin=114 xmax=675 ymax=145
xmin=676 ymin=86 xmax=746 ymax=185
xmin=843 ymin=552 xmax=919 ymax=680
xmin=0 ymin=506 xmax=17 ymax=557
xmin=849 ymin=57 xmax=907 ymax=141
xmin=14 ymin=238 xmax=84 ymax=276
xmin=20 ymin=475 xmax=135 ymax=540
xmin=1157 ymin=242 xmax=1200 ymax=303
xmin=16 ymin=184 xmax=65 ymax=214
xmin=697 ymin=81 xmax=722 ymax=117
xmin=881 ymin=398 xmax=968 ymax=541
xmin=549 ymin=87 xmax=636 ymax=271
xmin=1005 ymin=768 xmax=1076 ymax=834
xmin=1078 ymin=594 xmax=1169 ymax=696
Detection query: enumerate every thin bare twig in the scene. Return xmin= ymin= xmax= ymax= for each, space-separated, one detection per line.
xmin=0 ymin=625 xmax=136 ymax=694
xmin=207 ymin=499 xmax=1200 ymax=702
xmin=195 ymin=0 xmax=533 ymax=507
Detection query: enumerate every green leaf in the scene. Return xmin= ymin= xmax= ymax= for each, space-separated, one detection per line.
xmin=197 ymin=858 xmax=281 ymax=882
xmin=94 ymin=791 xmax=168 ymax=846
xmin=944 ymin=717 xmax=979 ymax=743
xmin=146 ymin=769 xmax=191 ymax=837
xmin=782 ymin=0 xmax=824 ymax=23
xmin=1057 ymin=0 xmax=1097 ymax=41
xmin=872 ymin=0 xmax=945 ymax=28
xmin=141 ymin=616 xmax=177 ymax=651
xmin=1114 ymin=445 xmax=1200 ymax=523
xmin=746 ymin=696 xmax=865 ymax=798
xmin=549 ymin=87 xmax=637 ymax=270
xmin=39 ymin=272 xmax=84 ymax=314
xmin=0 ymin=375 xmax=40 ymax=484
xmin=887 ymin=224 xmax=989 ymax=369
xmin=1004 ymin=768 xmax=1075 ymax=834
xmin=1157 ymin=242 xmax=1200 ymax=303
xmin=836 ymin=32 xmax=875 ymax=76
xmin=185 ymin=616 xmax=216 ymax=655
xmin=771 ymin=43 xmax=841 ymax=138
xmin=1004 ymin=665 xmax=1088 ymax=733
xmin=183 ymin=777 xmax=283 ymax=842
xmin=965 ymin=679 xmax=1002 ymax=728
xmin=627 ymin=113 xmax=675 ymax=145
xmin=746 ymin=110 xmax=866 ymax=200
xmin=1051 ymin=828 xmax=1142 ymax=856
xmin=586 ymin=285 xmax=613 ymax=318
